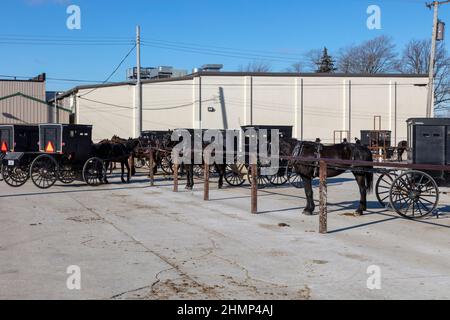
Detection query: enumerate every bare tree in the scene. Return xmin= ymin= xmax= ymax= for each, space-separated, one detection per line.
xmin=286 ymin=62 xmax=302 ymax=73
xmin=303 ymin=49 xmax=323 ymax=72
xmin=337 ymin=35 xmax=398 ymax=73
xmin=397 ymin=39 xmax=450 ymax=110
xmin=239 ymin=61 xmax=272 ymax=72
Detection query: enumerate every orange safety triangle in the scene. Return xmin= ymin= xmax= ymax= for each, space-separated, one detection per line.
xmin=1 ymin=141 xmax=7 ymax=152
xmin=45 ymin=141 xmax=55 ymax=153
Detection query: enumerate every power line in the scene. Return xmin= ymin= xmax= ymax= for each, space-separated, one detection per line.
xmin=141 ymin=42 xmax=304 ymax=64
xmin=78 ymin=44 xmax=137 ymax=97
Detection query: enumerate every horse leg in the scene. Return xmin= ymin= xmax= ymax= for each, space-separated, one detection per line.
xmin=103 ymin=161 xmax=110 ymax=184
xmin=184 ymin=164 xmax=192 ymax=190
xmin=120 ymin=162 xmax=126 ymax=183
xmin=353 ymin=173 xmax=368 ymax=215
xmin=189 ymin=164 xmax=195 ymax=189
xmin=216 ymin=164 xmax=225 ymax=189
xmin=125 ymin=160 xmax=131 ymax=183
xmin=302 ymin=175 xmax=315 ymax=215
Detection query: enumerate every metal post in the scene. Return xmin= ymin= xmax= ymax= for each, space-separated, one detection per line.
xmin=251 ymin=163 xmax=258 ymax=214
xmin=173 ymin=164 xmax=179 ymax=192
xmin=319 ymin=161 xmax=328 ymax=234
xmin=135 ymin=25 xmax=142 ymax=137
xmin=204 ymin=162 xmax=210 ymax=201
xmin=149 ymin=149 xmax=154 ymax=186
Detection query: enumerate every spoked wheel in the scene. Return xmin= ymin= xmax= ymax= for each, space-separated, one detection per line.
xmin=30 ymin=155 xmax=58 ymax=189
xmin=2 ymin=165 xmax=29 ymax=187
xmin=59 ymin=165 xmax=76 ymax=184
xmin=160 ymin=154 xmax=174 ymax=174
xmin=194 ymin=164 xmax=216 ymax=178
xmin=224 ymin=164 xmax=246 ymax=187
xmin=375 ymin=171 xmax=400 ymax=207
xmin=83 ymin=157 xmax=106 ymax=186
xmin=287 ymin=167 xmax=303 ymax=188
xmin=0 ymin=163 xmax=3 ymax=182
xmin=268 ymin=167 xmax=289 ymax=186
xmin=134 ymin=157 xmax=146 ymax=169
xmin=247 ymin=165 xmax=270 ymax=189
xmin=389 ymin=170 xmax=439 ymax=219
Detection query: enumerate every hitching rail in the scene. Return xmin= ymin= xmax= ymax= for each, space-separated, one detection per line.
xmin=145 ymin=147 xmax=450 ymax=234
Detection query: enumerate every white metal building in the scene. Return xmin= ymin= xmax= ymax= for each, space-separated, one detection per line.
xmin=55 ymin=71 xmax=430 ymax=143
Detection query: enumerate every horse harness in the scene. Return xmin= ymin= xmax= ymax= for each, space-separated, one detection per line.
xmin=291 ymin=139 xmax=323 ymax=177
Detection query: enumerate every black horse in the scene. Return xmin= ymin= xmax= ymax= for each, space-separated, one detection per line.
xmin=182 ymin=144 xmax=227 ymax=190
xmin=280 ymin=138 xmax=374 ymax=215
xmin=92 ymin=139 xmax=140 ymax=183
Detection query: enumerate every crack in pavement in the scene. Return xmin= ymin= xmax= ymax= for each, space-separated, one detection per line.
xmin=67 ymin=194 xmax=221 ymax=300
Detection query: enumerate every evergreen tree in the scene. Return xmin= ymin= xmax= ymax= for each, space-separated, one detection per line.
xmin=315 ymin=47 xmax=337 ymax=73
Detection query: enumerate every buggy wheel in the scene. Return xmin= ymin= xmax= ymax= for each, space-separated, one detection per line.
xmin=247 ymin=166 xmax=270 ymax=189
xmin=224 ymin=164 xmax=245 ymax=187
xmin=59 ymin=165 xmax=76 ymax=184
xmin=2 ymin=165 xmax=29 ymax=187
xmin=134 ymin=157 xmax=146 ymax=169
xmin=194 ymin=164 xmax=216 ymax=178
xmin=0 ymin=163 xmax=3 ymax=182
xmin=375 ymin=172 xmax=400 ymax=207
xmin=389 ymin=171 xmax=439 ymax=219
xmin=160 ymin=154 xmax=174 ymax=174
xmin=268 ymin=167 xmax=288 ymax=186
xmin=288 ymin=167 xmax=303 ymax=188
xmin=83 ymin=157 xmax=106 ymax=186
xmin=30 ymin=155 xmax=58 ymax=189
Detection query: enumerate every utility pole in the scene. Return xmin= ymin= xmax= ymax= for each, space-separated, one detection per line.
xmin=135 ymin=25 xmax=142 ymax=137
xmin=53 ymin=92 xmax=58 ymax=124
xmin=426 ymin=1 xmax=450 ymax=117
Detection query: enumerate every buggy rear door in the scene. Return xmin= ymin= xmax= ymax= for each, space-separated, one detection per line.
xmin=39 ymin=125 xmax=62 ymax=153
xmin=415 ymin=125 xmax=445 ymax=164
xmin=0 ymin=125 xmax=13 ymax=152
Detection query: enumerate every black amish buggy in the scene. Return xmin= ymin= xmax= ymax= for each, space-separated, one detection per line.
xmin=2 ymin=124 xmax=108 ymax=189
xmin=407 ymin=118 xmax=450 ymax=184
xmin=0 ymin=125 xmax=39 ymax=186
xmin=374 ymin=118 xmax=450 ymax=219
xmin=138 ymin=130 xmax=174 ymax=172
xmin=220 ymin=125 xmax=300 ymax=189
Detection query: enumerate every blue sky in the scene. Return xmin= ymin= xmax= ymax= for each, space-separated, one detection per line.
xmin=0 ymin=0 xmax=449 ymax=91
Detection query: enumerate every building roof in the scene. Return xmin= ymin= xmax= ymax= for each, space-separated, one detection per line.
xmin=53 ymin=71 xmax=429 ymax=100
xmin=0 ymin=92 xmax=71 ymax=112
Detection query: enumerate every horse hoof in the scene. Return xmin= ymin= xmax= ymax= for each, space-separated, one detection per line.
xmin=354 ymin=211 xmax=363 ymax=216
xmin=302 ymin=210 xmax=314 ymax=216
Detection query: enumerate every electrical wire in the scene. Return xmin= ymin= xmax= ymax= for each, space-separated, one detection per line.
xmin=78 ymin=44 xmax=137 ymax=97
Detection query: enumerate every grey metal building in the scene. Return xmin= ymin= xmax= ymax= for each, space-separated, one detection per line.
xmin=0 ymin=74 xmax=71 ymax=124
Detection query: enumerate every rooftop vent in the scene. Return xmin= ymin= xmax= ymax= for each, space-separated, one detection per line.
xmin=127 ymin=66 xmax=187 ymax=80
xmin=201 ymin=64 xmax=223 ymax=72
